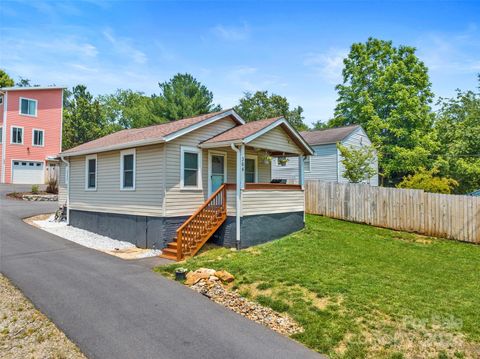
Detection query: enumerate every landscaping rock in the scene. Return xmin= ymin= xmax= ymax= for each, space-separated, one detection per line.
xmin=214 ymin=270 xmax=235 ymax=283
xmin=188 ymin=275 xmax=302 ymax=336
xmin=22 ymin=194 xmax=58 ymax=202
xmin=185 ymin=268 xmax=217 ymax=286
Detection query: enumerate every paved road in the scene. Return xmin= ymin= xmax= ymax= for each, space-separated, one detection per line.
xmin=0 ymin=185 xmax=323 ymax=359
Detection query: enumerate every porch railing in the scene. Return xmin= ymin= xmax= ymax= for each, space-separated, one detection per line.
xmin=176 ymin=183 xmax=227 ymax=260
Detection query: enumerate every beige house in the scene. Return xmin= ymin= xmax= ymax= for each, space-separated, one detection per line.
xmin=59 ymin=109 xmax=313 ymax=261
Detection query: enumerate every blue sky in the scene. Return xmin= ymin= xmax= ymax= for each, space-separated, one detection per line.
xmin=1 ymin=0 xmax=479 ymax=126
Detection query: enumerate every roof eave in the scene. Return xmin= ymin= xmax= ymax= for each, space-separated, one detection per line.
xmin=163 ymin=109 xmax=245 ymax=142
xmin=60 ymin=138 xmax=166 ymax=157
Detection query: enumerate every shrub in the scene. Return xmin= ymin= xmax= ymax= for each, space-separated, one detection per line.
xmin=397 ymin=167 xmax=459 ymax=194
xmin=31 ymin=185 xmax=39 ymax=194
xmin=46 ymin=177 xmax=58 ymax=194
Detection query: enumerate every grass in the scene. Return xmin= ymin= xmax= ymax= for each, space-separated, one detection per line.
xmin=156 ymin=215 xmax=480 ymax=358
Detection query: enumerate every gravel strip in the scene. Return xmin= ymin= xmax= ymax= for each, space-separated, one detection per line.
xmin=191 ymin=278 xmax=303 ymax=336
xmin=0 ymin=274 xmax=86 ymax=359
xmin=33 ymin=215 xmax=162 ymax=258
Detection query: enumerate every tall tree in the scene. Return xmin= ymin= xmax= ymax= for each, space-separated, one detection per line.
xmin=234 ymin=91 xmax=308 ymax=131
xmin=63 ymin=85 xmax=115 ymax=150
xmin=434 ymin=76 xmax=480 ymax=193
xmin=16 ymin=78 xmax=33 ymax=87
xmin=152 ymin=73 xmax=221 ymax=121
xmin=0 ymin=69 xmax=14 ymax=87
xmin=99 ymin=89 xmax=165 ymax=129
xmin=331 ymin=38 xmax=436 ymax=185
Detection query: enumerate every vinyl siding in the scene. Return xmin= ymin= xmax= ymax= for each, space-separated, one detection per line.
xmin=164 ymin=117 xmax=238 ymax=217
xmin=164 ymin=115 xmax=273 ymax=217
xmin=271 ymin=143 xmax=338 ymax=182
xmin=249 ymin=126 xmax=303 ymax=155
xmin=69 ymin=143 xmax=164 ymax=216
xmin=2 ymin=89 xmax=63 ymax=184
xmin=338 ymin=127 xmax=379 ymax=186
xmin=242 ymin=190 xmax=304 ymax=216
xmin=58 ymin=161 xmax=67 ymax=205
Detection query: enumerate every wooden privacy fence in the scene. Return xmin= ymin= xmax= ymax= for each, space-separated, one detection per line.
xmin=305 ymin=180 xmax=480 ymax=244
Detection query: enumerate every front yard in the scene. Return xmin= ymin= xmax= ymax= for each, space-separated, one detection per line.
xmin=157 ymin=215 xmax=480 ymax=359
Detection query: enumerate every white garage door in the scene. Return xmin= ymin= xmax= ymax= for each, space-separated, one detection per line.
xmin=12 ymin=161 xmax=44 ymax=184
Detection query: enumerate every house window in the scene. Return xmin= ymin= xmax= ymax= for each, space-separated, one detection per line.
xmin=33 ymin=129 xmax=44 ymax=146
xmin=0 ymin=96 xmax=3 ymax=105
xmin=11 ymin=126 xmax=23 ymax=144
xmin=181 ymin=146 xmax=201 ymax=189
xmin=245 ymin=156 xmax=257 ymax=183
xmin=304 ymin=156 xmax=311 ymax=172
xmin=0 ymin=126 xmax=2 ymax=143
xmin=120 ymin=149 xmax=135 ymax=190
xmin=85 ymin=155 xmax=97 ymax=190
xmin=19 ymin=98 xmax=37 ymax=116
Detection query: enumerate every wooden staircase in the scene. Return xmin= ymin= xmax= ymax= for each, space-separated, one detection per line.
xmin=161 ymin=184 xmax=227 ymax=261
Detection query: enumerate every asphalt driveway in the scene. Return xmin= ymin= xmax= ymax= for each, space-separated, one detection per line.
xmin=0 ymin=184 xmax=323 ymax=359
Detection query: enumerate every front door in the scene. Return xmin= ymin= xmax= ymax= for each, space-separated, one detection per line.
xmin=209 ymin=152 xmax=226 ymax=195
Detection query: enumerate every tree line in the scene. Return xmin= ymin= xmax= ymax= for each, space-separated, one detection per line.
xmin=1 ymin=37 xmax=478 ymax=194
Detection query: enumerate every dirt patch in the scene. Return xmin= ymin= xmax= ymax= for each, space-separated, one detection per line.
xmin=23 ymin=214 xmax=52 ymax=227
xmin=241 ymin=282 xmax=338 ymax=311
xmin=0 ymin=274 xmax=86 ymax=359
xmin=339 ymin=311 xmax=480 ymax=358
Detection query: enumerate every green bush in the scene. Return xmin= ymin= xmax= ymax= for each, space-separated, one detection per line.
xmin=31 ymin=185 xmax=39 ymax=194
xmin=397 ymin=167 xmax=458 ymax=194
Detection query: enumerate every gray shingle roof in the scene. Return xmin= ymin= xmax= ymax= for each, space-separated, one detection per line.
xmin=300 ymin=125 xmax=361 ymax=146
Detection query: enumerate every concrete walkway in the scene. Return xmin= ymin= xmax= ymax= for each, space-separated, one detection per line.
xmin=0 ymin=185 xmax=323 ymax=359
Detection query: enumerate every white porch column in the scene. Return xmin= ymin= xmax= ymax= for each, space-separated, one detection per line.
xmin=231 ymin=143 xmax=244 ymax=249
xmin=298 ymin=155 xmax=305 ymax=189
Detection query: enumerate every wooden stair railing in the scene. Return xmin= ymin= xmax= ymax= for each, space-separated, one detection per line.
xmin=161 ymin=184 xmax=227 ymax=261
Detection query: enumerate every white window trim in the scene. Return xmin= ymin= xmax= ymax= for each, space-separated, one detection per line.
xmin=208 ymin=150 xmax=228 ymax=196
xmin=10 ymin=126 xmax=24 ymax=145
xmin=19 ymin=97 xmax=38 ymax=117
xmin=85 ymin=154 xmax=97 ymax=191
xmin=304 ymin=156 xmax=311 ymax=173
xmin=120 ymin=148 xmax=136 ymax=191
xmin=32 ymin=128 xmax=45 ymax=147
xmin=180 ymin=146 xmax=202 ymax=190
xmin=245 ymin=154 xmax=258 ymax=183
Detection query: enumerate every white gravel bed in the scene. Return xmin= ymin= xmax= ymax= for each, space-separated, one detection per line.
xmin=34 ymin=215 xmax=162 ymax=258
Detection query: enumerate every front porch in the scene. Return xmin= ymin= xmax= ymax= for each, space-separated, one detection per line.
xmin=160 ymin=116 xmax=314 ymax=261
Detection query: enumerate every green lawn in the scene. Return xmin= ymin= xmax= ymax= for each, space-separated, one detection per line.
xmin=156 ymin=215 xmax=480 ymax=359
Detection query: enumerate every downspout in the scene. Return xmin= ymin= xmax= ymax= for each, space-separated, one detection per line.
xmin=1 ymin=91 xmax=8 ymax=183
xmin=231 ymin=143 xmax=241 ymax=249
xmin=60 ymin=155 xmax=70 ymax=225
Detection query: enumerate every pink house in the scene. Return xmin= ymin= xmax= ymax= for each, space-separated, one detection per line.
xmin=0 ymin=86 xmax=64 ymax=184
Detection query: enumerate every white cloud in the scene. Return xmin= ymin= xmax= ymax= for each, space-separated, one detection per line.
xmin=303 ymin=48 xmax=347 ymax=84
xmin=102 ymin=28 xmax=147 ymax=64
xmin=212 ymin=23 xmax=250 ymax=41
xmin=416 ymin=26 xmax=480 ymax=74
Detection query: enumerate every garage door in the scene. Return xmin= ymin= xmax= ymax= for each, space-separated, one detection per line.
xmin=12 ymin=161 xmax=44 ymax=184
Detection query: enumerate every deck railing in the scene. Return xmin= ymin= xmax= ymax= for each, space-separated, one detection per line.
xmin=176 ymin=183 xmax=227 ymax=260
